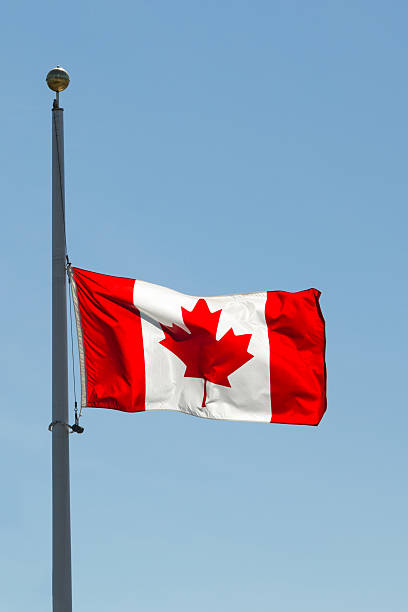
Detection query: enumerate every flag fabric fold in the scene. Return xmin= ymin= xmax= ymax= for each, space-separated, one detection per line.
xmin=70 ymin=267 xmax=326 ymax=425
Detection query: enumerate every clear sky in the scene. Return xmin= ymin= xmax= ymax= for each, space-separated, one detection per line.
xmin=1 ymin=1 xmax=407 ymax=610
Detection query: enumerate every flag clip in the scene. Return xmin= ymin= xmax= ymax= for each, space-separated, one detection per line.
xmin=72 ymin=402 xmax=84 ymax=434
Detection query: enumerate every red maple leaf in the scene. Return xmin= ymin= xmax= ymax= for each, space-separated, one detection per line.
xmin=160 ymin=299 xmax=253 ymax=407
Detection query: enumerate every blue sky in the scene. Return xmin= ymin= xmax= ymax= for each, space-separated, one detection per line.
xmin=1 ymin=1 xmax=407 ymax=610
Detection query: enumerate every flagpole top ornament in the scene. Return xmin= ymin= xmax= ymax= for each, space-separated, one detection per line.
xmin=46 ymin=66 xmax=70 ymax=92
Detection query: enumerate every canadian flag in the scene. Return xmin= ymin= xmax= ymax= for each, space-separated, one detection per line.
xmin=71 ymin=267 xmax=326 ymax=425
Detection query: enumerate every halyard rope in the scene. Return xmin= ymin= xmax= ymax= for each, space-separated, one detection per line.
xmin=67 ymin=262 xmax=79 ymax=419
xmin=52 ymin=108 xmax=68 ymax=258
xmin=52 ymin=102 xmax=82 ymax=432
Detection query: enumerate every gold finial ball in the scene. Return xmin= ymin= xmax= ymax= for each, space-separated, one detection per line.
xmin=46 ymin=66 xmax=70 ymax=92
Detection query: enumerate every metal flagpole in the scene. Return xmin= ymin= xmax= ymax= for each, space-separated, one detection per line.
xmin=46 ymin=66 xmax=72 ymax=612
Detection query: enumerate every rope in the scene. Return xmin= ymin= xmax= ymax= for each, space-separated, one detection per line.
xmin=52 ymin=107 xmax=68 ymax=257
xmin=52 ymin=101 xmax=82 ymax=432
xmin=67 ymin=262 xmax=78 ymax=416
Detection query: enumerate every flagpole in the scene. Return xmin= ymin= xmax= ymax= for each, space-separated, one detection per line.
xmin=47 ymin=66 xmax=72 ymax=612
